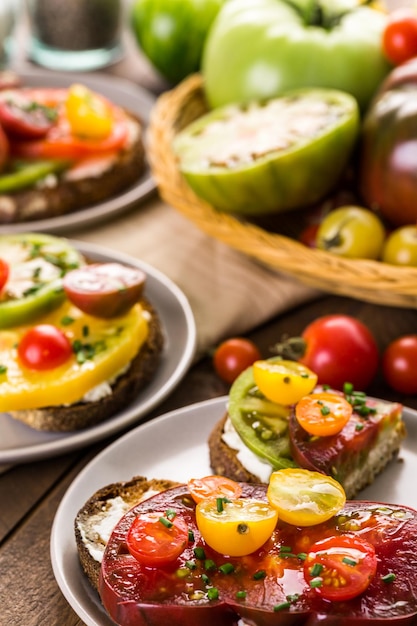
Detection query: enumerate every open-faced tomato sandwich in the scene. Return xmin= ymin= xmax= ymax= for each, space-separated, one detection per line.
xmin=209 ymin=358 xmax=406 ymax=500
xmin=74 ymin=472 xmax=417 ymax=625
xmin=0 ymin=232 xmax=164 ymax=431
xmin=0 ymin=78 xmax=145 ymax=224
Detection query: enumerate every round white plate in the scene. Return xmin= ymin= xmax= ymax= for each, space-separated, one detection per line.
xmin=0 ymin=68 xmax=156 ymax=234
xmin=51 ymin=396 xmax=417 ymax=626
xmin=0 ymin=239 xmax=196 ymax=464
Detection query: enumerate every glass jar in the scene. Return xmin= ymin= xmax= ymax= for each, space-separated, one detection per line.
xmin=0 ymin=0 xmax=17 ymax=69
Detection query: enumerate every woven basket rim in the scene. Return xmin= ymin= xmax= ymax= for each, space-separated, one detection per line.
xmin=147 ymin=73 xmax=417 ymax=308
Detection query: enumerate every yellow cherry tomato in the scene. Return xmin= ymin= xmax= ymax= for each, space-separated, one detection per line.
xmin=295 ymin=391 xmax=353 ymax=436
xmin=196 ymin=497 xmax=278 ymax=557
xmin=267 ymin=468 xmax=346 ymax=527
xmin=253 ymin=358 xmax=318 ymax=405
xmin=65 ymin=83 xmax=113 ymax=139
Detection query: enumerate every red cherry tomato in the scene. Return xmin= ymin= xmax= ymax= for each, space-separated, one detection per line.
xmin=299 ymin=315 xmax=379 ymax=391
xmin=188 ymin=475 xmax=242 ymax=503
xmin=304 ymin=534 xmax=377 ymax=601
xmin=382 ymin=335 xmax=417 ymax=395
xmin=0 ymin=90 xmax=58 ymax=139
xmin=213 ymin=337 xmax=261 ymax=384
xmin=0 ymin=124 xmax=9 ymax=171
xmin=126 ymin=511 xmax=189 ymax=567
xmin=63 ymin=263 xmax=146 ymax=318
xmin=383 ymin=9 xmax=417 ymax=66
xmin=0 ymin=258 xmax=9 ymax=291
xmin=17 ymin=324 xmax=73 ymax=370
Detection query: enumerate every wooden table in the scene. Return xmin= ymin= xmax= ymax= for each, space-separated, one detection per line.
xmin=2 ymin=10 xmax=417 ymax=626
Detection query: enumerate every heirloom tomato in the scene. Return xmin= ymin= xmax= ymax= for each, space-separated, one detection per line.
xmin=213 ymin=337 xmax=261 ymax=384
xmin=383 ymin=9 xmax=417 ymax=66
xmin=17 ymin=324 xmax=72 ymax=371
xmin=382 ymin=225 xmax=417 ymax=266
xmin=130 ymin=0 xmax=225 ymax=84
xmin=202 ymin=0 xmax=391 ymax=111
xmin=382 ymin=335 xmax=417 ymax=395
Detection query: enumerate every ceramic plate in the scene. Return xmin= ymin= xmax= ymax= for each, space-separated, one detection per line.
xmin=51 ymin=396 xmax=417 ymax=626
xmin=0 ymin=68 xmax=156 ymax=234
xmin=0 ymin=239 xmax=196 ymax=465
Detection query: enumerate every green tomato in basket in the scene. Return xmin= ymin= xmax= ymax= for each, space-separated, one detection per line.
xmin=130 ymin=0 xmax=226 ymax=85
xmin=202 ymin=0 xmax=392 ymax=112
xmin=172 ymin=88 xmax=359 ymax=216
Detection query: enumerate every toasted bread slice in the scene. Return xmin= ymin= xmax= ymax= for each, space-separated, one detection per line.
xmin=8 ymin=298 xmax=164 ymax=431
xmin=0 ymin=113 xmax=145 ymax=225
xmin=75 ymin=475 xmax=178 ymax=592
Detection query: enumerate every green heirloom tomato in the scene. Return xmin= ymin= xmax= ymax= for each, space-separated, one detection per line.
xmin=173 ymin=88 xmax=359 ymax=216
xmin=131 ymin=0 xmax=225 ymax=85
xmin=202 ymin=0 xmax=391 ymax=111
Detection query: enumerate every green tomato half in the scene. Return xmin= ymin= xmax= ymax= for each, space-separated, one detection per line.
xmin=173 ymin=88 xmax=359 ymax=216
xmin=202 ymin=0 xmax=392 ymax=111
xmin=130 ymin=0 xmax=226 ymax=84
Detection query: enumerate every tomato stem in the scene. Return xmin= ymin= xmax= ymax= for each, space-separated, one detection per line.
xmin=270 ymin=335 xmax=307 ymax=361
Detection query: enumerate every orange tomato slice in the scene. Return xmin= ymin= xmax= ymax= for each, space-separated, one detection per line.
xmin=295 ymin=391 xmax=353 ymax=437
xmin=188 ymin=475 xmax=242 ymax=503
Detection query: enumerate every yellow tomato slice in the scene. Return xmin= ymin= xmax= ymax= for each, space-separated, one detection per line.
xmin=267 ymin=468 xmax=346 ymax=527
xmin=65 ymin=83 xmax=114 ymax=139
xmin=295 ymin=391 xmax=353 ymax=436
xmin=196 ymin=497 xmax=278 ymax=557
xmin=253 ymin=358 xmax=318 ymax=405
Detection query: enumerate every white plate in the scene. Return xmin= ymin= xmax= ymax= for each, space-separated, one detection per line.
xmin=51 ymin=396 xmax=417 ymax=626
xmin=0 ymin=68 xmax=156 ymax=235
xmin=0 ymin=239 xmax=196 ymax=465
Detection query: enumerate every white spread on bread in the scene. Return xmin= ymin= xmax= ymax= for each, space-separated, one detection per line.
xmin=222 ymin=417 xmax=273 ymax=483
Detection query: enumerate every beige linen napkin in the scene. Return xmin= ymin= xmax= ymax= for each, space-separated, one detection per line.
xmin=72 ymin=196 xmax=322 ymax=357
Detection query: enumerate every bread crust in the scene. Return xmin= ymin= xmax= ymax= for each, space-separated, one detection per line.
xmin=75 ymin=476 xmax=178 ymax=592
xmin=0 ymin=113 xmax=145 ymax=224
xmin=9 ymin=298 xmax=164 ymax=431
xmin=208 ymin=414 xmax=260 ymax=483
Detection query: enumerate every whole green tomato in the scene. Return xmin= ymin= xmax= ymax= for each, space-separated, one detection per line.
xmin=382 ymin=225 xmax=417 ymax=266
xmin=316 ymin=206 xmax=386 ymax=259
xmin=131 ymin=0 xmax=225 ymax=85
xmin=202 ymin=0 xmax=391 ymax=111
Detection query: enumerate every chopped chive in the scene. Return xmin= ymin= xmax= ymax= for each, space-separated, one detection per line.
xmin=279 ymin=546 xmax=293 ymax=553
xmin=194 ymin=547 xmax=206 ymax=560
xmin=61 ymin=315 xmax=74 ymax=326
xmin=355 ymin=423 xmax=364 ymax=431
xmin=310 ymin=577 xmax=323 ymax=588
xmin=165 ymin=509 xmax=176 ymax=520
xmin=219 ymin=563 xmax=235 ymax=575
xmin=320 ymin=405 xmax=331 ymax=416
xmin=82 ymin=324 xmax=89 ymax=337
xmin=201 ymin=573 xmax=210 ymax=584
xmin=207 ymin=587 xmax=219 ymax=601
xmin=0 ymin=365 xmax=7 ymax=375
xmin=236 ymin=590 xmax=247 ymax=600
xmin=253 ymin=570 xmax=266 ymax=580
xmin=342 ymin=557 xmax=357 ymax=567
xmin=185 ymin=560 xmax=196 ymax=570
xmin=274 ymin=601 xmax=291 ymax=611
xmin=297 ymin=553 xmax=307 ymax=561
xmin=381 ymin=573 xmax=396 ymax=583
xmin=205 ymin=559 xmax=217 ymax=572
xmin=286 ymin=593 xmax=300 ymax=603
xmin=217 ymin=497 xmax=224 ymax=513
xmin=188 ymin=529 xmax=195 ymax=542
xmin=343 ymin=382 xmax=354 ymax=394
xmin=309 ymin=563 xmax=324 ymax=577
xmin=158 ymin=516 xmax=173 ymax=529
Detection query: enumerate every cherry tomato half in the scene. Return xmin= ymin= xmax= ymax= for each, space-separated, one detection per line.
xmin=383 ymin=9 xmax=417 ymax=66
xmin=382 ymin=335 xmax=417 ymax=395
xmin=0 ymin=90 xmax=58 ymax=139
xmin=126 ymin=511 xmax=189 ymax=567
xmin=188 ymin=475 xmax=242 ymax=504
xmin=213 ymin=337 xmax=261 ymax=384
xmin=0 ymin=258 xmax=9 ymax=291
xmin=267 ymin=468 xmax=346 ymax=527
xmin=295 ymin=391 xmax=353 ymax=437
xmin=65 ymin=83 xmax=113 ymax=140
xmin=299 ymin=315 xmax=379 ymax=391
xmin=253 ymin=358 xmax=317 ymax=406
xmin=303 ymin=534 xmax=377 ymax=601
xmin=63 ymin=263 xmax=146 ymax=318
xmin=17 ymin=324 xmax=72 ymax=370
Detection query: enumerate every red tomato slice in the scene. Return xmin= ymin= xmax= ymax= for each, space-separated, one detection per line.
xmin=126 ymin=512 xmax=189 ymax=567
xmin=188 ymin=475 xmax=242 ymax=503
xmin=304 ymin=534 xmax=377 ymax=601
xmin=0 ymin=90 xmax=58 ymax=139
xmin=0 ymin=259 xmax=9 ymax=291
xmin=17 ymin=324 xmax=73 ymax=370
xmin=295 ymin=391 xmax=353 ymax=437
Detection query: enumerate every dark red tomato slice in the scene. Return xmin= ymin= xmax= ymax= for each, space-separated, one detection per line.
xmin=0 ymin=259 xmax=9 ymax=291
xmin=304 ymin=534 xmax=377 ymax=601
xmin=188 ymin=475 xmax=242 ymax=503
xmin=126 ymin=511 xmax=189 ymax=567
xmin=17 ymin=324 xmax=72 ymax=370
xmin=63 ymin=263 xmax=146 ymax=318
xmin=0 ymin=89 xmax=58 ymax=139
xmin=213 ymin=337 xmax=261 ymax=384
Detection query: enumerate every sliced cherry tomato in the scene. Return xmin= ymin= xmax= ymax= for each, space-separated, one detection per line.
xmin=267 ymin=468 xmax=346 ymax=526
xmin=213 ymin=337 xmax=261 ymax=384
xmin=17 ymin=324 xmax=72 ymax=370
xmin=0 ymin=90 xmax=58 ymax=139
xmin=188 ymin=475 xmax=242 ymax=504
xmin=65 ymin=83 xmax=114 ymax=140
xmin=63 ymin=263 xmax=146 ymax=318
xmin=253 ymin=358 xmax=317 ymax=406
xmin=295 ymin=391 xmax=353 ymax=437
xmin=126 ymin=511 xmax=189 ymax=567
xmin=382 ymin=335 xmax=417 ymax=395
xmin=303 ymin=534 xmax=377 ymax=601
xmin=196 ymin=497 xmax=278 ymax=557
xmin=0 ymin=259 xmax=9 ymax=291
xmin=383 ymin=9 xmax=417 ymax=66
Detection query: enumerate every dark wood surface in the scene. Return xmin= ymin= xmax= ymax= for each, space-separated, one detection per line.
xmin=2 ymin=8 xmax=417 ymax=626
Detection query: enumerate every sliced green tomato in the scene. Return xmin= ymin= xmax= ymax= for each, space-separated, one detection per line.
xmin=0 ymin=233 xmax=84 ymax=328
xmin=253 ymin=359 xmax=317 ymax=406
xmin=173 ymin=88 xmax=359 ymax=216
xmin=267 ymin=468 xmax=346 ymax=526
xmin=228 ymin=358 xmax=296 ymax=470
xmin=196 ymin=497 xmax=278 ymax=556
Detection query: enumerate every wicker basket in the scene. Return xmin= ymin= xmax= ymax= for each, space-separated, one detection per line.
xmin=147 ymin=73 xmax=417 ymax=309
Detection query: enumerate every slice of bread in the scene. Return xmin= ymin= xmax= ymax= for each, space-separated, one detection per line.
xmin=8 ymin=298 xmax=164 ymax=431
xmin=75 ymin=475 xmax=178 ymax=592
